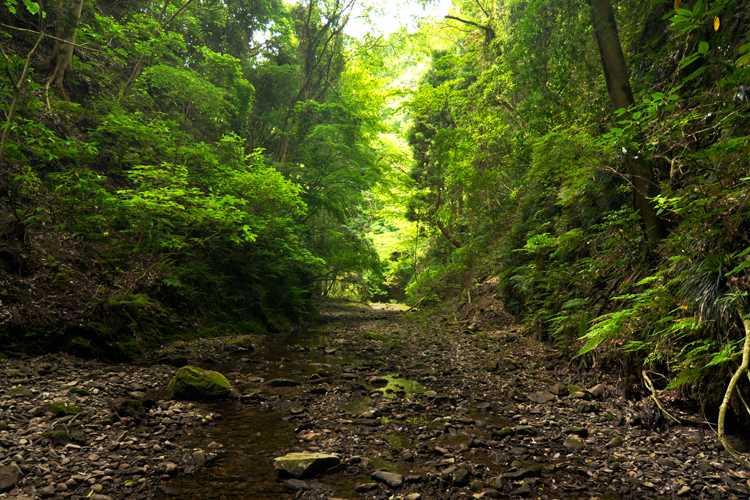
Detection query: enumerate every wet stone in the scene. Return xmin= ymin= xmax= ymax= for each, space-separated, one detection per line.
xmin=274 ymin=453 xmax=340 ymax=479
xmin=283 ymin=479 xmax=311 ymax=491
xmin=549 ymin=383 xmax=569 ymax=396
xmin=576 ymin=400 xmax=597 ymax=413
xmin=589 ymin=383 xmax=607 ymax=399
xmin=527 ymin=391 xmax=556 ymax=404
xmin=371 ymin=470 xmax=404 ymax=488
xmin=452 ymin=468 xmax=471 ymax=486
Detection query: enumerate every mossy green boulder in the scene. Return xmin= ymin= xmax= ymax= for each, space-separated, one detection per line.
xmin=274 ymin=453 xmax=340 ymax=478
xmin=167 ymin=366 xmax=232 ymax=400
xmin=227 ymin=335 xmax=254 ymax=350
xmin=49 ymin=403 xmax=80 ymax=417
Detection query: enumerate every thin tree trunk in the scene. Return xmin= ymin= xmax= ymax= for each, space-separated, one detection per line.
xmin=46 ymin=0 xmax=85 ymax=99
xmin=0 ymin=5 xmax=45 ymax=165
xmin=588 ymin=0 xmax=665 ymax=245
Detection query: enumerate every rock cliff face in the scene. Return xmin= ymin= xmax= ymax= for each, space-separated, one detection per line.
xmin=167 ymin=366 xmax=232 ymax=400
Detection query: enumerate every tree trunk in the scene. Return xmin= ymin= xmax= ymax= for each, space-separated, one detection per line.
xmin=46 ymin=0 xmax=85 ymax=98
xmin=588 ymin=0 xmax=665 ymax=245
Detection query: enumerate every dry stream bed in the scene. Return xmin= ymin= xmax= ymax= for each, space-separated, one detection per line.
xmin=0 ymin=302 xmax=749 ymax=500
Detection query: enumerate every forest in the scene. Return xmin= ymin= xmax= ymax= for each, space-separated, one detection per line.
xmin=2 ymin=0 xmax=750 ymax=471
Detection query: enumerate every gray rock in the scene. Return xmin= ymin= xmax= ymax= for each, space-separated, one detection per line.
xmin=549 ymin=383 xmax=569 ymax=396
xmin=192 ymin=450 xmax=206 ymax=467
xmin=452 ymin=468 xmax=471 ymax=486
xmin=399 ymin=450 xmax=414 ymax=462
xmin=371 ymin=470 xmax=404 ymax=488
xmin=575 ymin=401 xmax=597 ymax=413
xmin=0 ymin=466 xmax=18 ymax=492
xmin=589 ymin=383 xmax=607 ymax=399
xmin=527 ymin=391 xmax=556 ymax=404
xmin=274 ymin=453 xmax=340 ymax=478
xmin=283 ymin=479 xmax=311 ymax=491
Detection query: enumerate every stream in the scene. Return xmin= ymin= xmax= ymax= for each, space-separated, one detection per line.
xmin=170 ymin=323 xmax=363 ymax=500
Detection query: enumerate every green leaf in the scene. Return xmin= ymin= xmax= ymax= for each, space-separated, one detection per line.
xmin=682 ymin=65 xmax=707 ymax=83
xmin=698 ymin=41 xmax=709 ymax=54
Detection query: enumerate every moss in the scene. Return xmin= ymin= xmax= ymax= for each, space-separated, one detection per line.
xmin=43 ymin=430 xmax=71 ymax=446
xmin=370 ymin=457 xmax=399 ymax=472
xmin=228 ymin=335 xmax=254 ymax=350
xmin=382 ymin=434 xmax=406 ymax=449
xmin=50 ymin=403 xmax=81 ymax=416
xmin=567 ymin=384 xmax=587 ymax=394
xmin=117 ymin=399 xmax=146 ymax=418
xmin=168 ymin=365 xmax=232 ymax=400
xmin=69 ymin=386 xmax=90 ymax=396
xmin=366 ymin=331 xmax=389 ymax=342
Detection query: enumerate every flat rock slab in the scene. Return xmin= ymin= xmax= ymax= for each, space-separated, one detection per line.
xmin=0 ymin=466 xmax=19 ymax=492
xmin=527 ymin=391 xmax=556 ymax=404
xmin=371 ymin=470 xmax=404 ymax=488
xmin=274 ymin=453 xmax=340 ymax=478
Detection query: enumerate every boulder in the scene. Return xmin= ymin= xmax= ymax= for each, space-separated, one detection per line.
xmin=117 ymin=399 xmax=146 ymax=419
xmin=228 ymin=335 xmax=255 ymax=351
xmin=167 ymin=366 xmax=232 ymax=400
xmin=371 ymin=470 xmax=404 ymax=488
xmin=274 ymin=453 xmax=340 ymax=478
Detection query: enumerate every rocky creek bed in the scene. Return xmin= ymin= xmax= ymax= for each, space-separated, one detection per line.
xmin=1 ymin=302 xmax=749 ymax=500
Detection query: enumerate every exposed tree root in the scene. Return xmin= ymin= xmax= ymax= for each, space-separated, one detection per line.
xmin=718 ymin=315 xmax=750 ymax=471
xmin=643 ymin=371 xmax=681 ymax=425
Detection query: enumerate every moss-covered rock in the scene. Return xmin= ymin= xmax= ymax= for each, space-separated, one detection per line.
xmin=117 ymin=399 xmax=146 ymax=418
xmin=43 ymin=430 xmax=71 ymax=447
xmin=69 ymin=386 xmax=90 ymax=396
xmin=274 ymin=453 xmax=340 ymax=478
xmin=228 ymin=335 xmax=254 ymax=350
xmin=167 ymin=365 xmax=232 ymax=400
xmin=49 ymin=403 xmax=80 ymax=417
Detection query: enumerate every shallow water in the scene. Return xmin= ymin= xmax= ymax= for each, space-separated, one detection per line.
xmin=170 ymin=327 xmax=350 ymax=499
